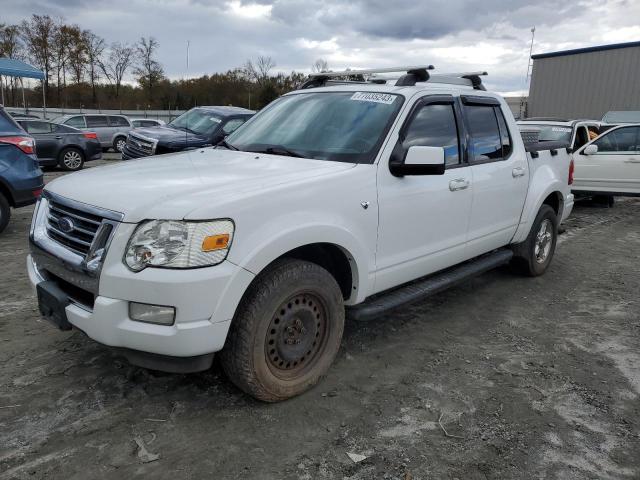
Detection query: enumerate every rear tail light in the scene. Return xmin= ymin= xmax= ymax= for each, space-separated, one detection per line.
xmin=0 ymin=136 xmax=35 ymax=154
xmin=568 ymin=159 xmax=575 ymax=185
xmin=32 ymin=188 xmax=43 ymax=198
xmin=83 ymin=132 xmax=98 ymax=139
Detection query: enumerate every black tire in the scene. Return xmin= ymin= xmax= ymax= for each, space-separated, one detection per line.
xmin=113 ymin=136 xmax=127 ymax=153
xmin=0 ymin=193 xmax=10 ymax=234
xmin=220 ymin=258 xmax=345 ymax=402
xmin=511 ymin=205 xmax=558 ymax=277
xmin=58 ymin=147 xmax=85 ymax=171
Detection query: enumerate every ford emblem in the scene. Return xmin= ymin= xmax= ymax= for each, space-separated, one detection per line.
xmin=58 ymin=217 xmax=75 ymax=233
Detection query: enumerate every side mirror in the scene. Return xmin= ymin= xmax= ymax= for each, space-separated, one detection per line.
xmin=583 ymin=144 xmax=598 ymax=155
xmin=390 ymin=145 xmax=445 ymax=176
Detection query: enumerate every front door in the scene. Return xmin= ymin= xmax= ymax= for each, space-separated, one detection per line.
xmin=575 ymin=126 xmax=640 ymax=194
xmin=375 ymin=96 xmax=473 ymax=294
xmin=461 ymin=97 xmax=529 ymax=257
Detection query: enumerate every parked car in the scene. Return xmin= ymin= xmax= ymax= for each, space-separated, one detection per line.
xmin=28 ymin=67 xmax=574 ymax=401
xmin=572 ymin=123 xmax=640 ymax=197
xmin=122 ymin=106 xmax=254 ymax=160
xmin=9 ymin=112 xmax=41 ymax=120
xmin=51 ymin=114 xmax=132 ymax=153
xmin=0 ymin=107 xmax=43 ymax=234
xmin=601 ymin=111 xmax=640 ymax=124
xmin=131 ymin=118 xmax=165 ymax=128
xmin=517 ymin=118 xmax=603 ymax=151
xmin=17 ymin=119 xmax=102 ymax=171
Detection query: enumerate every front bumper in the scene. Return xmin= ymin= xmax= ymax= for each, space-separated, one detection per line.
xmin=28 ymin=193 xmax=255 ymax=371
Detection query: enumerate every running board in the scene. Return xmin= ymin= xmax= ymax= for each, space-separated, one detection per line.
xmin=348 ymin=249 xmax=513 ymax=321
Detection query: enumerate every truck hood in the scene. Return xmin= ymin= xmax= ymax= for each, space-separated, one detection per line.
xmin=45 ymin=148 xmax=356 ymax=222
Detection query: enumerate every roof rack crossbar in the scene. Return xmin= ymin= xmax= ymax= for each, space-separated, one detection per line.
xmin=307 ymin=65 xmax=435 ymax=79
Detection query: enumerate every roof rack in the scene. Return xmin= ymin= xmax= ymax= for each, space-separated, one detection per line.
xmin=299 ymin=66 xmax=487 ymax=90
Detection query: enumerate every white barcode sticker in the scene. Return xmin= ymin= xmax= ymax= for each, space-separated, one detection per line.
xmin=551 ymin=127 xmax=571 ymax=132
xmin=350 ymin=92 xmax=396 ymax=104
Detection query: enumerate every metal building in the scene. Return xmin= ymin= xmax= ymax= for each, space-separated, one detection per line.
xmin=527 ymin=40 xmax=640 ymax=120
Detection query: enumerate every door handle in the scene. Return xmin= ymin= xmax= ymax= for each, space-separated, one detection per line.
xmin=54 ymin=136 xmax=62 ymax=139
xmin=512 ymin=167 xmax=526 ymax=177
xmin=449 ymin=178 xmax=470 ymax=191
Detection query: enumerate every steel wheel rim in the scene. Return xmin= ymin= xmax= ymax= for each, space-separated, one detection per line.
xmin=265 ymin=292 xmax=329 ymax=380
xmin=116 ymin=139 xmax=126 ymax=151
xmin=63 ymin=151 xmax=82 ymax=169
xmin=534 ymin=219 xmax=553 ymax=263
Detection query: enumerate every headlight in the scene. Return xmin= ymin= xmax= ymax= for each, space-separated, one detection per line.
xmin=124 ymin=219 xmax=234 ymax=272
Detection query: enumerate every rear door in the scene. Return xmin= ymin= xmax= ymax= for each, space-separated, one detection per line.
xmin=22 ymin=120 xmax=58 ymax=160
xmin=575 ymin=126 xmax=640 ymax=194
xmin=462 ymin=96 xmax=529 ymax=257
xmin=85 ymin=115 xmax=110 ymax=146
xmin=375 ymin=95 xmax=473 ymax=293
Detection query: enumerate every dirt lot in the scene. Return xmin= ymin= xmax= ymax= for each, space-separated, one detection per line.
xmin=1 ymin=156 xmax=639 ymax=479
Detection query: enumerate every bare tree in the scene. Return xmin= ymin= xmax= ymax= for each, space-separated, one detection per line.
xmin=100 ymin=42 xmax=134 ymax=98
xmin=66 ymin=26 xmax=86 ymax=84
xmin=82 ymin=30 xmax=104 ymax=106
xmin=311 ymin=58 xmax=329 ymax=73
xmin=20 ymin=14 xmax=56 ymax=98
xmin=133 ymin=36 xmax=164 ymax=103
xmin=243 ymin=56 xmax=275 ymax=85
xmin=0 ymin=24 xmax=25 ymax=105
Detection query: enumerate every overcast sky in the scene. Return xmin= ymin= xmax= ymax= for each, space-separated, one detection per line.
xmin=4 ymin=0 xmax=640 ymax=94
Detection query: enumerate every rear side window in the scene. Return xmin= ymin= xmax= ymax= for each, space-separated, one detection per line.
xmin=65 ymin=116 xmax=86 ymax=128
xmin=86 ymin=115 xmax=108 ymax=128
xmin=402 ymin=103 xmax=460 ymax=165
xmin=23 ymin=121 xmax=53 ymax=134
xmin=464 ymin=105 xmax=502 ymax=162
xmin=108 ymin=116 xmax=130 ymax=127
xmin=0 ymin=110 xmax=23 ymax=132
xmin=142 ymin=120 xmax=159 ymax=127
xmin=594 ymin=127 xmax=640 ymax=153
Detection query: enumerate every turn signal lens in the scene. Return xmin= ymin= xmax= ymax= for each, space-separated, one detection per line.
xmin=202 ymin=233 xmax=230 ymax=252
xmin=83 ymin=132 xmax=98 ymax=139
xmin=568 ymin=159 xmax=574 ymax=185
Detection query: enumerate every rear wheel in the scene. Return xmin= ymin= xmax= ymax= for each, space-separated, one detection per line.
xmin=220 ymin=258 xmax=345 ymax=402
xmin=58 ymin=147 xmax=85 ymax=171
xmin=511 ymin=205 xmax=558 ymax=276
xmin=113 ymin=136 xmax=126 ymax=153
xmin=0 ymin=193 xmax=10 ymax=234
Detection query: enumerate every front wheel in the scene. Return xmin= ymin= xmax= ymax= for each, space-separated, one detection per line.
xmin=113 ymin=136 xmax=126 ymax=153
xmin=0 ymin=193 xmax=10 ymax=234
xmin=58 ymin=147 xmax=85 ymax=171
xmin=220 ymin=259 xmax=345 ymax=402
xmin=511 ymin=205 xmax=558 ymax=276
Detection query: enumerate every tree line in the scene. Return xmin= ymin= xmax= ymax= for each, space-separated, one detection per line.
xmin=0 ymin=15 xmax=329 ymax=112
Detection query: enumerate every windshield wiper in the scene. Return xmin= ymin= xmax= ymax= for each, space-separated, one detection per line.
xmin=216 ymin=138 xmax=239 ymax=151
xmin=251 ymin=145 xmax=308 ymax=158
xmin=173 ymin=125 xmax=199 ymax=135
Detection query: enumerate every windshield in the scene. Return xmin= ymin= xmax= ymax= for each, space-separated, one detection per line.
xmin=226 ymin=91 xmax=404 ymax=163
xmin=169 ymin=108 xmax=223 ymax=136
xmin=523 ymin=124 xmax=572 ymax=143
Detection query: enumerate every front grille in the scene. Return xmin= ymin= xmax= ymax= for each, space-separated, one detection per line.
xmin=46 ymin=200 xmax=103 ymax=256
xmin=125 ymin=133 xmax=155 ymax=157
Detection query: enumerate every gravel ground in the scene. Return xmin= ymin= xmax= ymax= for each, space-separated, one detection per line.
xmin=1 ymin=156 xmax=639 ymax=479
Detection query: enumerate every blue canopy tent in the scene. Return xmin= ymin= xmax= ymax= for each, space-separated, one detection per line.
xmin=0 ymin=58 xmax=47 ymax=118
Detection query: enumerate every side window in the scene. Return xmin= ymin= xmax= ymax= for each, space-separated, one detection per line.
xmin=402 ymin=103 xmax=460 ymax=165
xmin=142 ymin=120 xmax=158 ymax=127
xmin=108 ymin=116 xmax=130 ymax=127
xmin=86 ymin=115 xmax=108 ymax=128
xmin=494 ymin=107 xmax=512 ymax=157
xmin=594 ymin=127 xmax=640 ymax=153
xmin=65 ymin=116 xmax=86 ymax=128
xmin=463 ymin=104 xmax=502 ymax=162
xmin=25 ymin=121 xmax=53 ymax=134
xmin=222 ymin=118 xmax=246 ymax=135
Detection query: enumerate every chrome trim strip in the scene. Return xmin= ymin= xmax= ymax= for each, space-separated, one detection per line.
xmin=47 ymin=224 xmax=93 ymax=247
xmin=43 ymin=190 xmax=124 ymax=222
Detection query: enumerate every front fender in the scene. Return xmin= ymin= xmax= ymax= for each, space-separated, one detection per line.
xmin=228 ymin=222 xmax=373 ymax=305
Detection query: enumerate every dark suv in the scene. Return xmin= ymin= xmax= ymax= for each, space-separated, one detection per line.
xmin=0 ymin=107 xmax=44 ymax=233
xmin=122 ymin=106 xmax=254 ymax=159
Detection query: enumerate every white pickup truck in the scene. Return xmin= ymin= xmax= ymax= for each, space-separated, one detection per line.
xmin=28 ymin=67 xmax=574 ymax=401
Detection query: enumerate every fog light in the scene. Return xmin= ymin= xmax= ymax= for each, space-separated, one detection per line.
xmin=129 ymin=302 xmax=176 ymax=325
